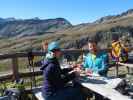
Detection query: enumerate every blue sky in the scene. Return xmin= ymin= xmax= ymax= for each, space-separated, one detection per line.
xmin=0 ymin=0 xmax=133 ymax=25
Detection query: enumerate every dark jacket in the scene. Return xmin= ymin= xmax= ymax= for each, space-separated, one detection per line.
xmin=40 ymin=58 xmax=75 ymax=97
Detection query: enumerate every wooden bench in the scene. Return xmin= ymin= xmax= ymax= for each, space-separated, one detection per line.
xmin=0 ymin=96 xmax=10 ymax=100
xmin=34 ymin=92 xmax=45 ymax=100
xmin=32 ymin=87 xmax=45 ymax=100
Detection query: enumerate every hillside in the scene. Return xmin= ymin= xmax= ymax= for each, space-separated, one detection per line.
xmin=59 ymin=9 xmax=133 ymax=48
xmin=0 ymin=9 xmax=133 ymax=53
xmin=94 ymin=9 xmax=133 ymax=23
xmin=0 ymin=18 xmax=72 ymax=37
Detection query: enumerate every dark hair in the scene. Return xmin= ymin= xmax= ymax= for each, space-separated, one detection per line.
xmin=112 ymin=34 xmax=119 ymax=41
xmin=88 ymin=38 xmax=97 ymax=44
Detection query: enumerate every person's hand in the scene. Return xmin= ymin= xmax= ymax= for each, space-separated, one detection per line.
xmin=74 ymin=70 xmax=80 ymax=77
xmin=70 ymin=64 xmax=78 ymax=69
xmin=71 ymin=63 xmax=82 ymax=69
xmin=73 ymin=64 xmax=82 ymax=72
xmin=85 ymin=68 xmax=92 ymax=76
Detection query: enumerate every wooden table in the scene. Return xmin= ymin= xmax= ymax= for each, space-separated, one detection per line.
xmin=79 ymin=76 xmax=132 ymax=100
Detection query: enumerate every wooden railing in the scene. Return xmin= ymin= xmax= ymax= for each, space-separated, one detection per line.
xmin=0 ymin=47 xmax=133 ymax=82
xmin=0 ymin=49 xmax=90 ymax=81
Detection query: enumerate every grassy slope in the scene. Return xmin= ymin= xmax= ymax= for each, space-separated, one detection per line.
xmin=0 ymin=14 xmax=132 ymax=54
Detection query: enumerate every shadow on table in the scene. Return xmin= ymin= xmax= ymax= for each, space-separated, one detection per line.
xmin=79 ymin=76 xmax=107 ymax=84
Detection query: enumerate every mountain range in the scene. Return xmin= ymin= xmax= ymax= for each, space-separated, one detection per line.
xmin=0 ymin=18 xmax=72 ymax=37
xmin=0 ymin=9 xmax=133 ymax=53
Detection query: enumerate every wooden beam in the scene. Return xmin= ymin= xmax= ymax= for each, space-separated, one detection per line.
xmin=0 ymin=74 xmax=12 ymax=81
xmin=11 ymin=57 xmax=19 ymax=81
xmin=0 ymin=70 xmax=42 ymax=81
xmin=19 ymin=70 xmax=43 ymax=78
xmin=118 ymin=62 xmax=133 ymax=68
xmin=0 ymin=47 xmax=132 ymax=60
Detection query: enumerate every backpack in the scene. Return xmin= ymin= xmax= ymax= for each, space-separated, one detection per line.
xmin=115 ymin=79 xmax=129 ymax=95
xmin=111 ymin=41 xmax=128 ymax=63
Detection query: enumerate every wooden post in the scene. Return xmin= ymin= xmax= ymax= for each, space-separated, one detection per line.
xmin=127 ymin=66 xmax=130 ymax=74
xmin=11 ymin=57 xmax=19 ymax=81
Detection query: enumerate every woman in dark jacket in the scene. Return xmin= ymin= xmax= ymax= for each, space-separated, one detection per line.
xmin=40 ymin=41 xmax=86 ymax=100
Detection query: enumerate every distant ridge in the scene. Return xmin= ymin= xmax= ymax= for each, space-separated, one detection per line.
xmin=0 ymin=17 xmax=72 ymax=37
xmin=95 ymin=9 xmax=133 ymax=23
